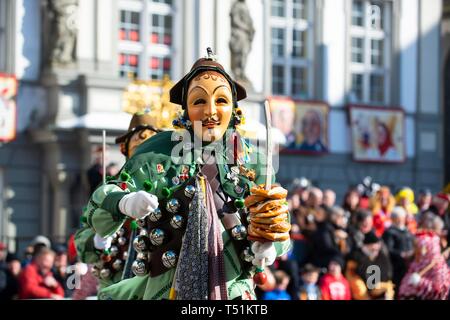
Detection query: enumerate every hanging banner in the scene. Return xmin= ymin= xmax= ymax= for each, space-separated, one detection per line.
xmin=0 ymin=74 xmax=17 ymax=143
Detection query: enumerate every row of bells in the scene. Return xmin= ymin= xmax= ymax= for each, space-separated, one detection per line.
xmin=129 ymin=185 xmax=253 ymax=276
xmin=130 ymin=184 xmax=195 ymax=276
xmin=92 ymin=227 xmax=129 ymax=280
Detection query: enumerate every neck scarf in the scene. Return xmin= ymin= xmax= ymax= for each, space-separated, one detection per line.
xmin=175 ymin=173 xmax=228 ymax=300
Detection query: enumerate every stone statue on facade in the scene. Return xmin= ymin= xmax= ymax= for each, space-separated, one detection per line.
xmin=43 ymin=0 xmax=79 ymax=67
xmin=229 ymin=0 xmax=255 ymax=87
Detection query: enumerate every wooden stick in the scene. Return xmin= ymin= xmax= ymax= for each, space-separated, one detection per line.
xmin=102 ymin=130 xmax=106 ymax=184
xmin=264 ymin=100 xmax=272 ymax=191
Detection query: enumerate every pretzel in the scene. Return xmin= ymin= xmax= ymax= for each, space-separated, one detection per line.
xmin=250 ymin=213 xmax=288 ymax=225
xmin=250 ymin=185 xmax=288 ymax=199
xmin=252 ymin=221 xmax=291 ymax=233
xmin=248 ymin=224 xmax=290 ymax=241
xmin=249 ymin=199 xmax=286 ymax=213
xmin=249 ymin=205 xmax=289 ymax=218
xmin=244 ymin=195 xmax=266 ymax=208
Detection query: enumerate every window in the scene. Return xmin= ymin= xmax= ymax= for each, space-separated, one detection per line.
xmin=151 ymin=14 xmax=172 ymax=45
xmin=120 ymin=11 xmax=140 ymax=41
xmin=271 ymin=0 xmax=285 ymax=17
xmin=119 ymin=53 xmax=139 ymax=78
xmin=118 ymin=0 xmax=174 ymax=80
xmin=349 ymin=0 xmax=391 ymax=105
xmin=270 ymin=0 xmax=313 ymax=99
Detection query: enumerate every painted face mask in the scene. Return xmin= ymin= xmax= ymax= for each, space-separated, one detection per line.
xmin=186 ymin=71 xmax=234 ymax=143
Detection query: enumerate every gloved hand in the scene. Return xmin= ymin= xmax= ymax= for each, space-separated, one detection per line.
xmin=93 ymin=233 xmax=112 ymax=250
xmin=251 ymin=242 xmax=277 ymax=267
xmin=118 ymin=191 xmax=159 ymax=219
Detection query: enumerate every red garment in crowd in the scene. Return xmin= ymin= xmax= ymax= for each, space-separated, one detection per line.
xmin=319 ymin=273 xmax=352 ymax=300
xmin=373 ymin=210 xmax=391 ymax=237
xmin=18 ymin=262 xmax=65 ymax=299
xmin=399 ymin=232 xmax=450 ymax=300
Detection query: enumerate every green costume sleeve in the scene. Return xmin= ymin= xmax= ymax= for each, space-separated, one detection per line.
xmin=86 ymin=184 xmax=129 ymax=238
xmin=74 ymin=226 xmax=100 ymax=264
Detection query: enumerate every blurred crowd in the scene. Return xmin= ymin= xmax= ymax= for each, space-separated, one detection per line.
xmin=1 ymin=176 xmax=449 ymax=300
xmin=0 ymin=235 xmax=92 ymax=300
xmin=256 ymin=177 xmax=450 ymax=300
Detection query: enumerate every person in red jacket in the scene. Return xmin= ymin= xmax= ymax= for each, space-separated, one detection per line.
xmin=319 ymin=256 xmax=351 ymax=300
xmin=18 ymin=247 xmax=64 ymax=299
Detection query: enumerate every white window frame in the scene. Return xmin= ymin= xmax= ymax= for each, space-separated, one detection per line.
xmin=348 ymin=0 xmax=392 ymax=105
xmin=270 ymin=0 xmax=315 ymax=99
xmin=118 ymin=0 xmax=174 ymax=80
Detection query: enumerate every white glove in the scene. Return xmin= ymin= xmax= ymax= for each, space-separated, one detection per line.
xmin=93 ymin=233 xmax=112 ymax=250
xmin=118 ymin=191 xmax=159 ymax=219
xmin=251 ymin=242 xmax=277 ymax=267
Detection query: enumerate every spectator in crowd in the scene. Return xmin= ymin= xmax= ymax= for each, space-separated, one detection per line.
xmin=261 ymin=270 xmax=292 ymax=300
xmin=297 ymin=187 xmax=326 ymax=237
xmin=342 ymin=188 xmax=361 ymax=224
xmin=427 ymin=193 xmax=450 ymax=245
xmin=427 ymin=193 xmax=450 ymax=217
xmin=52 ymin=244 xmax=71 ymax=297
xmin=395 ymin=188 xmax=418 ymax=234
xmin=311 ymin=206 xmax=350 ymax=268
xmin=0 ymin=253 xmax=21 ymax=300
xmin=298 ymin=263 xmax=322 ymax=300
xmin=277 ymin=251 xmax=301 ymax=300
xmin=18 ymin=248 xmax=64 ymax=299
xmin=382 ymin=206 xmax=415 ymax=295
xmin=323 ymin=189 xmax=336 ymax=211
xmin=370 ymin=186 xmax=395 ymax=237
xmin=346 ymin=231 xmax=394 ymax=300
xmin=0 ymin=242 xmax=6 ymax=267
xmin=398 ymin=230 xmax=450 ymax=300
xmin=22 ymin=246 xmax=34 ymax=267
xmin=105 ymin=162 xmax=120 ymax=178
xmin=348 ymin=210 xmax=374 ymax=251
xmin=417 ymin=188 xmax=432 ymax=215
xmin=319 ymin=256 xmax=351 ymax=300
xmin=87 ymin=146 xmax=105 ymax=195
xmin=290 ymin=177 xmax=311 ymax=207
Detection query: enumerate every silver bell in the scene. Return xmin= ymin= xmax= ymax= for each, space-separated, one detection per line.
xmin=184 ymin=185 xmax=196 ymax=198
xmin=133 ymin=235 xmax=150 ymax=253
xmin=137 ymin=218 xmax=147 ymax=228
xmin=148 ymin=208 xmax=162 ymax=222
xmin=149 ymin=228 xmax=165 ymax=246
xmin=166 ymin=199 xmax=180 ymax=213
xmin=100 ymin=268 xmax=111 ymax=280
xmin=170 ymin=215 xmax=184 ymax=229
xmin=161 ymin=250 xmax=177 ymax=269
xmin=112 ymin=259 xmax=123 ymax=271
xmin=118 ymin=228 xmax=126 ymax=237
xmin=91 ymin=266 xmax=100 ymax=278
xmin=117 ymin=237 xmax=127 ymax=246
xmin=139 ymin=228 xmax=149 ymax=237
xmin=109 ymin=246 xmax=119 ymax=257
xmin=240 ymin=247 xmax=254 ymax=263
xmin=122 ymin=251 xmax=128 ymax=260
xmin=136 ymin=252 xmax=149 ymax=261
xmin=231 ymin=225 xmax=247 ymax=240
xmin=131 ymin=259 xmax=148 ymax=276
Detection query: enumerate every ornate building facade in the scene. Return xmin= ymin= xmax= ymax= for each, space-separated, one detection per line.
xmin=0 ymin=0 xmax=444 ymax=251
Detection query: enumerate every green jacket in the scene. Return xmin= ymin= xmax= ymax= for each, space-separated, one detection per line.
xmin=75 ymin=183 xmax=129 ymax=288
xmin=87 ymin=131 xmax=291 ymax=300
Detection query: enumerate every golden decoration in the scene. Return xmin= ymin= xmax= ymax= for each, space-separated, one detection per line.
xmin=122 ymin=74 xmax=181 ymax=130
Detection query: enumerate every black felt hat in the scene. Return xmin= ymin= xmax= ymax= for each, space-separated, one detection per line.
xmin=363 ymin=231 xmax=381 ymax=245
